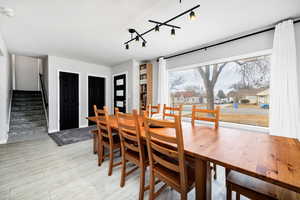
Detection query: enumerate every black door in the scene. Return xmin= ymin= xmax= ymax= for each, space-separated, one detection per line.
xmin=88 ymin=76 xmax=105 ymax=125
xmin=59 ymin=72 xmax=79 ymax=130
xmin=114 ymin=74 xmax=126 ymax=113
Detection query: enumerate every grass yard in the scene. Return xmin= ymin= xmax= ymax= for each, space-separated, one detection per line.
xmin=224 ymin=104 xmax=261 ymax=109
xmin=183 ymin=112 xmax=269 ymax=127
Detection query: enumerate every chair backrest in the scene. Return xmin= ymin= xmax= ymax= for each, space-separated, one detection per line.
xmin=116 ymin=110 xmax=146 ymax=162
xmin=191 ymin=105 xmax=220 ymax=129
xmin=144 ymin=115 xmax=187 ymax=191
xmin=93 ymin=105 xmax=112 ymax=140
xmin=146 ymin=104 xmax=161 ymax=117
xmin=163 ymin=104 xmax=182 ymax=120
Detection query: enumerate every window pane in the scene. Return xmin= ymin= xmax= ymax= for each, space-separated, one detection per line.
xmin=168 ymin=55 xmax=270 ymax=127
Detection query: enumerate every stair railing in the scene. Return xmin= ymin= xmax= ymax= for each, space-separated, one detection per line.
xmin=39 ymin=74 xmax=49 ymax=128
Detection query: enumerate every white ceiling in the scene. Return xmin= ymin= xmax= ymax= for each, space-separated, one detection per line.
xmin=0 ymin=0 xmax=299 ymax=66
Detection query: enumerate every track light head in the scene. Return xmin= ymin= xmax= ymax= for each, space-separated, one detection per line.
xmin=171 ymin=27 xmax=176 ymax=36
xmin=135 ymin=36 xmax=139 ymax=42
xmin=189 ymin=10 xmax=196 ymax=20
xmin=125 ymin=44 xmax=129 ymax=50
xmin=155 ymin=25 xmax=159 ymax=32
xmin=142 ymin=41 xmax=146 ymax=47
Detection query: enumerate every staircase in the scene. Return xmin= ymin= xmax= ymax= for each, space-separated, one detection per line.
xmin=8 ymin=90 xmax=48 ymax=143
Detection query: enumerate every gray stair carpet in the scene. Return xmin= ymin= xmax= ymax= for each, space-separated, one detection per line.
xmin=8 ymin=90 xmax=48 ymax=143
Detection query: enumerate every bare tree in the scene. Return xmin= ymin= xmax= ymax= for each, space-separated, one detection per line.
xmin=197 ymin=63 xmax=227 ymax=110
xmin=169 ymin=74 xmax=185 ymax=91
xmin=233 ymin=57 xmax=270 ymax=89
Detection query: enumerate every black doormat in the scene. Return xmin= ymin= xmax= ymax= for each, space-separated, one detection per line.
xmin=49 ymin=126 xmax=96 ymax=146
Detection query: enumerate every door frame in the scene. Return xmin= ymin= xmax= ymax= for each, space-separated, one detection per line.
xmin=57 ymin=70 xmax=81 ymax=131
xmin=112 ymin=71 xmax=128 ymax=113
xmin=87 ymin=73 xmax=108 ymax=121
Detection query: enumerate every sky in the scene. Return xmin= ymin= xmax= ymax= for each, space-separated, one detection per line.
xmin=169 ymin=56 xmax=270 ymax=95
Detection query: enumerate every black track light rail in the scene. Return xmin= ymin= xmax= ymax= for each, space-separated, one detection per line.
xmin=124 ymin=4 xmax=200 ymax=45
xmin=148 ymin=20 xmax=181 ymax=29
xmin=134 ymin=30 xmax=147 ymax=43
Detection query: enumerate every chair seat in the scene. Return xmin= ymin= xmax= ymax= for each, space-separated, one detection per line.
xmin=125 ymin=149 xmax=148 ymax=166
xmin=102 ymin=134 xmax=121 ymax=148
xmin=153 ymin=163 xmax=195 ymax=192
xmin=227 ymin=171 xmax=300 ymax=200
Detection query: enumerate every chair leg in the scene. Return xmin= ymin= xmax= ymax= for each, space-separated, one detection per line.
xmin=138 ymin=166 xmax=146 ymax=200
xmin=93 ymin=134 xmax=98 ymax=154
xmin=213 ymin=163 xmax=217 ymax=179
xmin=149 ymin=171 xmax=155 ymax=200
xmin=236 ymin=192 xmax=240 ymax=200
xmin=180 ymin=193 xmax=187 ymax=200
xmin=226 ymin=183 xmax=232 ymax=200
xmin=98 ymin=139 xmax=103 ymax=166
xmin=120 ymin=157 xmax=127 ymax=187
xmin=108 ymin=146 xmax=114 ymax=176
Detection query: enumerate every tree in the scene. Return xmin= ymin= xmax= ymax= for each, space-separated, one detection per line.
xmin=197 ymin=63 xmax=227 ymax=110
xmin=217 ymin=90 xmax=226 ymax=99
xmin=232 ymin=57 xmax=270 ymax=89
xmin=169 ymin=73 xmax=184 ymax=91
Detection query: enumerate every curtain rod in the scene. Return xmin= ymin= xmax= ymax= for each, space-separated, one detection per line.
xmin=161 ymin=18 xmax=300 ymax=61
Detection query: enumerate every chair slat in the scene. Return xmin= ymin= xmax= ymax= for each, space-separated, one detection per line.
xmin=153 ymin=153 xmax=180 ymax=173
xmin=124 ymin=142 xmax=139 ymax=152
xmin=148 ymin=131 xmax=177 ymax=144
xmin=194 ymin=117 xmax=216 ymax=122
xmin=151 ymin=141 xmax=178 ymax=158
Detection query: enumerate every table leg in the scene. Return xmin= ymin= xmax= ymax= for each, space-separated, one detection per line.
xmin=195 ymin=158 xmax=211 ymax=200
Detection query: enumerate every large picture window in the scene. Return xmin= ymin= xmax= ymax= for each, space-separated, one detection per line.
xmin=168 ymin=55 xmax=271 ymax=127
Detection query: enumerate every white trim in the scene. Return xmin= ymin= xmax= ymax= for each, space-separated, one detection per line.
xmin=7 ymin=90 xmax=13 ymax=132
xmin=167 ymin=49 xmax=272 ymax=131
xmin=112 ymin=71 xmax=128 ymax=113
xmin=57 ymin=70 xmax=80 ymax=132
xmin=86 ymin=73 xmax=108 ymax=118
xmin=168 ymin=49 xmax=272 ymax=72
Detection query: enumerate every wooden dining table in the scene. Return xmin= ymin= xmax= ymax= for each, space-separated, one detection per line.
xmin=87 ymin=115 xmax=300 ymax=200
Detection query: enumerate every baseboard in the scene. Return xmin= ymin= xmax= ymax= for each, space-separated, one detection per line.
xmin=0 ymin=133 xmax=8 ymax=144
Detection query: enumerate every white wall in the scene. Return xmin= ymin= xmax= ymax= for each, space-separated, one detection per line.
xmin=0 ymin=32 xmax=12 ymax=144
xmin=15 ymin=55 xmax=39 ymax=91
xmin=112 ymin=59 xmax=140 ymax=112
xmin=48 ymin=56 xmax=112 ymax=133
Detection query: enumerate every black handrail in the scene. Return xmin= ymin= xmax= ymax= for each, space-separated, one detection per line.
xmin=39 ymin=74 xmax=48 ymax=108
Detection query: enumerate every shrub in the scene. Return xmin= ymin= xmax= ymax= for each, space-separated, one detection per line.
xmin=240 ymin=99 xmax=250 ymax=104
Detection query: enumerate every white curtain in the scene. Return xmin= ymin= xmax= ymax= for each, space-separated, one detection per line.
xmin=157 ymin=57 xmax=168 ymax=112
xmin=270 ymin=20 xmax=300 ymax=140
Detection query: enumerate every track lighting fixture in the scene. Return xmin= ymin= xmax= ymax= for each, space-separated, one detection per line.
xmin=171 ymin=27 xmax=176 ymax=36
xmin=189 ymin=10 xmax=196 ymax=20
xmin=123 ymin=5 xmax=200 ymax=49
xmin=155 ymin=24 xmax=159 ymax=32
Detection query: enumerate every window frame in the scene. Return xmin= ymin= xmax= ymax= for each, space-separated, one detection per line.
xmin=167 ymin=49 xmax=272 ymax=133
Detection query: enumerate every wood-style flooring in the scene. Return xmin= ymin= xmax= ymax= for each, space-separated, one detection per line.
xmin=0 ymin=136 xmax=246 ymax=200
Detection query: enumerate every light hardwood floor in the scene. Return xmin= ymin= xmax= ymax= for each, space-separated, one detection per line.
xmin=0 ymin=136 xmax=246 ymax=200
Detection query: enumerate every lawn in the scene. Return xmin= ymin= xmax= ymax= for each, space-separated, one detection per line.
xmin=224 ymin=104 xmax=261 ymax=109
xmin=183 ymin=112 xmax=269 ymax=127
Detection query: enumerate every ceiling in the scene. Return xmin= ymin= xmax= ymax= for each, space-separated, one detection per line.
xmin=0 ymin=0 xmax=299 ymax=66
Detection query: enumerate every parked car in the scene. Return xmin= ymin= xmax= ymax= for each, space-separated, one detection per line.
xmin=260 ymin=104 xmax=269 ymax=109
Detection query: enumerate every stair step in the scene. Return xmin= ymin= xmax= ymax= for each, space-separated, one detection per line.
xmin=11 ymin=115 xmax=46 ymax=123
xmin=10 ymin=121 xmax=47 ymax=131
xmin=12 ymin=105 xmax=43 ymax=112
xmin=13 ymin=97 xmax=42 ymax=102
xmin=12 ymin=101 xmax=43 ymax=106
xmin=11 ymin=110 xmax=44 ymax=117
xmin=9 ymin=126 xmax=48 ymax=136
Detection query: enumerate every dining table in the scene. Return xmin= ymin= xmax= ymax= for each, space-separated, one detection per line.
xmin=87 ymin=115 xmax=300 ymax=200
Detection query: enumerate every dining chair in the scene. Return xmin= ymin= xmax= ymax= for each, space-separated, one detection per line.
xmin=116 ymin=109 xmax=148 ymax=200
xmin=90 ymin=105 xmax=105 ymax=154
xmin=115 ymin=107 xmax=119 ymax=114
xmin=162 ymin=104 xmax=183 ymax=120
xmin=146 ymin=104 xmax=161 ymax=117
xmin=95 ymin=105 xmax=121 ymax=175
xmin=144 ymin=114 xmax=195 ymax=200
xmin=226 ymin=170 xmax=300 ymax=200
xmin=191 ymin=105 xmax=220 ymax=180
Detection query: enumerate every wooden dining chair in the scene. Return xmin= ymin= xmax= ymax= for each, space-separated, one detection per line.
xmin=226 ymin=170 xmax=300 ymax=200
xmin=144 ymin=115 xmax=195 ymax=200
xmin=191 ymin=105 xmax=220 ymax=180
xmin=115 ymin=107 xmax=119 ymax=114
xmin=116 ymin=110 xmax=148 ymax=200
xmin=146 ymin=104 xmax=161 ymax=117
xmin=95 ymin=105 xmax=121 ymax=176
xmin=89 ymin=105 xmax=105 ymax=154
xmin=162 ymin=104 xmax=183 ymax=120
